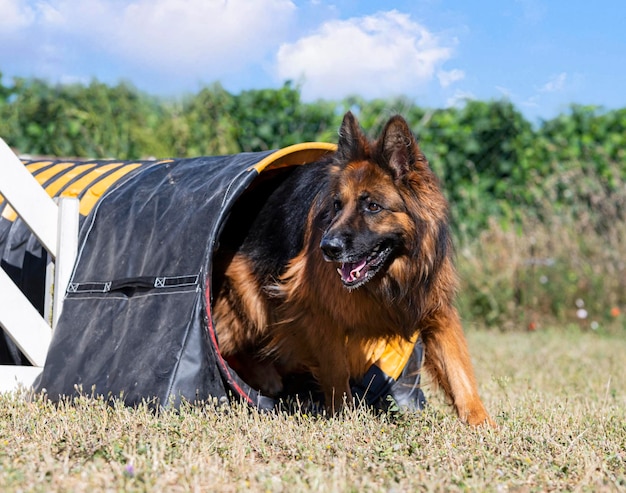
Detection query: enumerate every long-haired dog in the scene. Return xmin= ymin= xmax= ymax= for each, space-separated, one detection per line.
xmin=213 ymin=112 xmax=493 ymax=425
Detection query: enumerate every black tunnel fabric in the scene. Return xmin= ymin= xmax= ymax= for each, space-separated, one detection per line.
xmin=35 ymin=153 xmax=271 ymax=408
xmin=4 ymin=146 xmax=426 ymax=411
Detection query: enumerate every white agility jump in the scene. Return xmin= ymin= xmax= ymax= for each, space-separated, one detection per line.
xmin=0 ymin=138 xmax=79 ymax=391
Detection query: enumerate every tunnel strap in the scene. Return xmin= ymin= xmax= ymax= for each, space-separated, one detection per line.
xmin=67 ymin=274 xmax=199 ymax=293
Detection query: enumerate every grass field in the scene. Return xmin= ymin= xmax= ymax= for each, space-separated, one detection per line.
xmin=1 ymin=328 xmax=625 ymax=492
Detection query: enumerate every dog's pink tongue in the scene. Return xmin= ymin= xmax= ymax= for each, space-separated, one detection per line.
xmin=340 ymin=259 xmax=367 ymax=283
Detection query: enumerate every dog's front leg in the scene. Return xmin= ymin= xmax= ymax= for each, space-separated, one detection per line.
xmin=313 ymin=337 xmax=352 ymax=415
xmin=320 ymin=370 xmax=352 ymax=415
xmin=421 ymin=307 xmax=495 ymax=426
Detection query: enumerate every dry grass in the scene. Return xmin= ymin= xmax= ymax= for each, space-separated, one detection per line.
xmin=3 ymin=162 xmax=625 ymax=491
xmin=456 ymin=207 xmax=626 ymax=333
xmin=452 ymin=158 xmax=626 ymax=333
xmin=1 ymin=329 xmax=625 ymax=492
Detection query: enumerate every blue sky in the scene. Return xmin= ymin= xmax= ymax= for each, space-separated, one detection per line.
xmin=0 ymin=0 xmax=624 ymax=122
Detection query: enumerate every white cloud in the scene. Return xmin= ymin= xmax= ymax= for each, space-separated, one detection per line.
xmin=4 ymin=0 xmax=296 ymax=74
xmin=540 ymin=72 xmax=567 ymax=93
xmin=520 ymin=95 xmax=540 ymax=108
xmin=445 ymin=89 xmax=475 ymax=108
xmin=276 ymin=10 xmax=458 ymax=100
xmin=495 ymin=85 xmax=514 ymax=98
xmin=437 ymin=68 xmax=465 ymax=88
xmin=0 ymin=0 xmax=35 ymax=31
xmin=113 ymin=0 xmax=296 ymax=71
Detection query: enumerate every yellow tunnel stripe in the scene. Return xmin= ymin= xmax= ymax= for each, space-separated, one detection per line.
xmin=2 ymin=161 xmax=90 ymax=221
xmin=43 ymin=163 xmax=97 ymax=197
xmin=252 ymin=142 xmax=337 ymax=173
xmin=25 ymin=161 xmax=54 ymax=172
xmin=2 ymin=160 xmax=169 ymax=220
xmin=62 ymin=162 xmax=125 ymax=199
xmin=1 ymin=204 xmax=17 ymax=221
xmin=361 ymin=335 xmax=418 ymax=381
xmin=32 ymin=162 xmax=76 ymax=186
xmin=78 ymin=163 xmax=142 ymax=216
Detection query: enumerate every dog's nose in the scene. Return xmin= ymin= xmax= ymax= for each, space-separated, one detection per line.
xmin=320 ymin=235 xmax=345 ymax=260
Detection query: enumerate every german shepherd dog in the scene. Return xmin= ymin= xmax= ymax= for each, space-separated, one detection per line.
xmin=213 ymin=112 xmax=493 ymax=426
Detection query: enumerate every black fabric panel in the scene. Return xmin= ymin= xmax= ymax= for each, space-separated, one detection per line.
xmin=0 ymin=225 xmax=47 ymax=315
xmin=170 ymin=291 xmax=226 ymax=407
xmin=38 ymin=287 xmax=210 ymax=406
xmin=2 ymin=218 xmax=31 ymax=269
xmin=71 ymin=154 xmax=265 ymax=281
xmin=0 ymin=217 xmax=10 ymax=255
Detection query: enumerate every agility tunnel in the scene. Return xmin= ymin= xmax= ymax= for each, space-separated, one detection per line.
xmin=1 ymin=144 xmax=425 ymax=411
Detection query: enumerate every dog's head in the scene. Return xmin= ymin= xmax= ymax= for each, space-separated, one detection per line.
xmin=320 ymin=112 xmax=448 ymax=290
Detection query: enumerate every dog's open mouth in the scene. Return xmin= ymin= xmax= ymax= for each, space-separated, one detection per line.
xmin=336 ymin=244 xmax=392 ymax=289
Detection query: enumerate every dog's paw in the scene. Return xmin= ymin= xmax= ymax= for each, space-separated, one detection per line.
xmin=465 ymin=408 xmax=497 ymax=428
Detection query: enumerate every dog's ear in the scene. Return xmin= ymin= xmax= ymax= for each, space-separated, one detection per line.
xmin=335 ymin=111 xmax=369 ymax=164
xmin=377 ymin=115 xmax=426 ymax=180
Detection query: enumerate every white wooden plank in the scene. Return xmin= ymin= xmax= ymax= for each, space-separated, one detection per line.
xmin=44 ymin=261 xmax=55 ymax=332
xmin=0 ymin=269 xmax=52 ymax=366
xmin=0 ymin=138 xmax=59 ymax=258
xmin=52 ymin=197 xmax=79 ymax=330
xmin=0 ymin=366 xmax=42 ymax=392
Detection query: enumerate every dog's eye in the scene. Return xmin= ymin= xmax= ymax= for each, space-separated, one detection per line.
xmin=366 ymin=202 xmax=382 ymax=213
xmin=333 ymin=199 xmax=342 ymax=212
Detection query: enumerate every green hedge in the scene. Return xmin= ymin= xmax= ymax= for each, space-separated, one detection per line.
xmin=2 ymin=73 xmax=625 ymax=237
